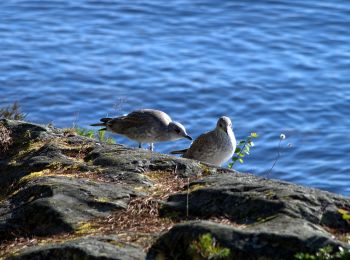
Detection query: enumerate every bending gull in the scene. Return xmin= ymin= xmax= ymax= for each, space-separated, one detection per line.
xmin=91 ymin=109 xmax=192 ymax=151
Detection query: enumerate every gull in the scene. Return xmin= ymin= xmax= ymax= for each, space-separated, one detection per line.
xmin=171 ymin=116 xmax=236 ymax=166
xmin=91 ymin=109 xmax=192 ymax=151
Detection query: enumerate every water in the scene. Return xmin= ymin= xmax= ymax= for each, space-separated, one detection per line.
xmin=1 ymin=0 xmax=349 ymax=196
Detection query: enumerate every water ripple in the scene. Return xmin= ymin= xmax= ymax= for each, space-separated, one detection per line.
xmin=1 ymin=0 xmax=349 ymax=195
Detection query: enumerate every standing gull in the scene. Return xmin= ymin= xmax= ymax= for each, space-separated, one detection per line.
xmin=91 ymin=109 xmax=192 ymax=151
xmin=171 ymin=116 xmax=236 ymax=166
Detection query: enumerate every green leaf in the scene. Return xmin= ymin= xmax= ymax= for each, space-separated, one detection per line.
xmin=76 ymin=128 xmax=94 ymax=138
xmin=107 ymin=138 xmax=115 ymax=144
xmin=98 ymin=130 xmax=105 ymax=141
xmin=228 ymin=131 xmax=257 ymax=169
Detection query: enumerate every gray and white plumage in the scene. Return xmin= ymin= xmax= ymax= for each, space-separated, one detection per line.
xmin=91 ymin=109 xmax=192 ymax=150
xmin=171 ymin=116 xmax=236 ymax=166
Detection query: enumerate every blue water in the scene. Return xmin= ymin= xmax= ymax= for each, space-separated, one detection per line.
xmin=1 ymin=0 xmax=349 ymax=196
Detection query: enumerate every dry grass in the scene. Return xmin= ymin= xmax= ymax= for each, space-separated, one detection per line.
xmin=323 ymin=226 xmax=350 ymax=244
xmin=0 ymin=101 xmax=27 ymax=120
xmin=90 ymin=172 xmax=188 ymax=248
xmin=0 ymin=123 xmax=12 ymax=154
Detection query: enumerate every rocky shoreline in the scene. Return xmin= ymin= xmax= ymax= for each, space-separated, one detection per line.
xmin=0 ymin=119 xmax=349 ymax=259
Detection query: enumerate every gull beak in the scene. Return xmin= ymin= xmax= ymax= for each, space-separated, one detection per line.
xmin=185 ymin=135 xmax=192 ymax=140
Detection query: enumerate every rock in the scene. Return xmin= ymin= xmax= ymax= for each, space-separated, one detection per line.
xmin=155 ymin=174 xmax=350 ymax=259
xmin=0 ymin=119 xmax=97 ymax=195
xmin=161 ymin=174 xmax=350 ymax=225
xmin=147 ymin=221 xmax=348 ymax=260
xmin=85 ymin=144 xmax=204 ymax=185
xmin=10 ymin=235 xmax=146 ymax=260
xmin=1 ymin=119 xmax=350 ymax=259
xmin=0 ymin=176 xmax=138 ymax=240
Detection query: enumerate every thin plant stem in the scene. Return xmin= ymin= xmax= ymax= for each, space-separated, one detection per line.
xmin=186 ymin=177 xmax=190 ymax=218
xmin=266 ymin=138 xmax=283 ymax=177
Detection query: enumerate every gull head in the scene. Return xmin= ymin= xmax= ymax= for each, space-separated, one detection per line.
xmin=216 ymin=116 xmax=232 ymax=134
xmin=168 ymin=122 xmax=192 ymax=141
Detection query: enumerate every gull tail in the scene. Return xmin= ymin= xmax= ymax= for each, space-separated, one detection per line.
xmin=90 ymin=123 xmax=105 ymax=127
xmin=170 ymin=149 xmax=188 ymax=155
xmin=90 ymin=117 xmax=112 ymax=127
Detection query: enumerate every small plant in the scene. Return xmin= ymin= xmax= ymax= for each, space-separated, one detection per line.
xmin=266 ymin=133 xmax=286 ymax=176
xmin=75 ymin=128 xmax=95 ymax=138
xmin=188 ymin=233 xmax=230 ymax=260
xmin=75 ymin=128 xmax=115 ymax=144
xmin=228 ymin=132 xmax=258 ymax=168
xmin=295 ymin=245 xmax=350 ymax=260
xmin=96 ymin=129 xmax=115 ymax=144
xmin=338 ymin=208 xmax=350 ymax=224
xmin=0 ymin=101 xmax=27 ymax=120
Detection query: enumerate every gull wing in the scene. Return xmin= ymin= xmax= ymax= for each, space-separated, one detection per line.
xmin=184 ymin=131 xmax=215 ymax=159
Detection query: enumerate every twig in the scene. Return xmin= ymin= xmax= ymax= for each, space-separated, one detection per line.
xmin=266 ymin=134 xmax=285 ymax=177
xmin=186 ymin=176 xmax=190 ymax=218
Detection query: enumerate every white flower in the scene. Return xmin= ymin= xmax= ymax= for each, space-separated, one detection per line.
xmin=250 ymin=141 xmax=255 ymax=147
xmin=280 ymin=133 xmax=286 ymax=140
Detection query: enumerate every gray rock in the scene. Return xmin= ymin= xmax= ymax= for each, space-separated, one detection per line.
xmin=0 ymin=176 xmax=138 ymax=240
xmin=1 ymin=120 xmax=350 ymax=259
xmin=10 ymin=235 xmax=146 ymax=260
xmin=0 ymin=120 xmax=97 ymax=195
xmin=86 ymin=144 xmax=204 ymax=184
xmin=147 ymin=221 xmax=349 ymax=260
xmin=1 ymin=119 xmax=51 ymax=141
xmin=156 ymin=174 xmax=350 ymax=259
xmin=161 ymin=174 xmax=350 ymax=226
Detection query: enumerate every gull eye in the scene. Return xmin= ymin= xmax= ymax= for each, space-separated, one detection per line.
xmin=175 ymin=128 xmax=181 ymax=134
xmin=219 ymin=124 xmax=223 ymax=128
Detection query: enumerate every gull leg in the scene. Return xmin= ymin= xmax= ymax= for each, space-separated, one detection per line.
xmin=149 ymin=143 xmax=154 ymax=151
xmin=138 ymin=143 xmax=142 ymax=149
